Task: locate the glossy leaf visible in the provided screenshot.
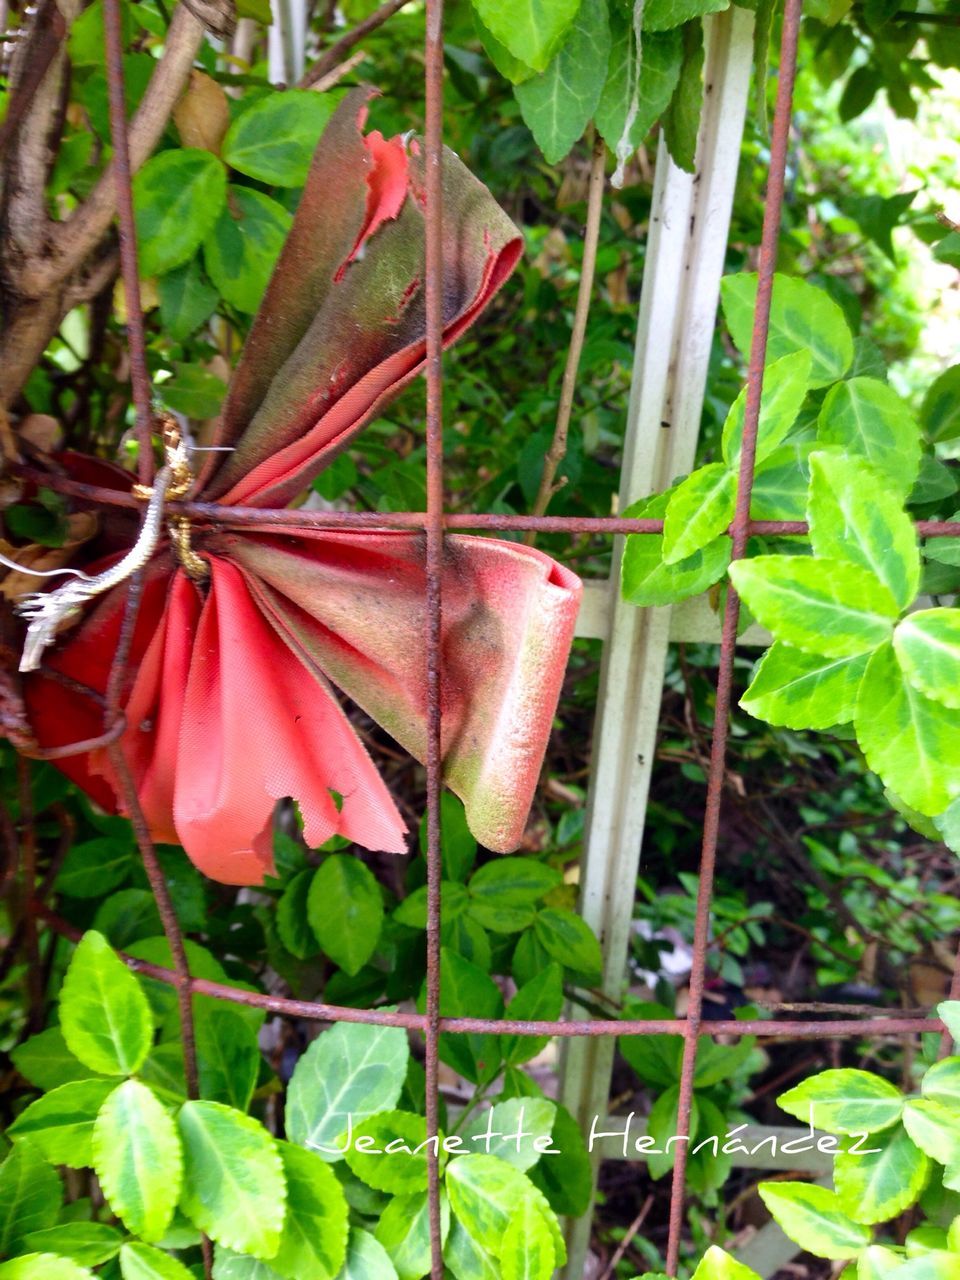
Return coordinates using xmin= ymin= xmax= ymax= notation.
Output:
xmin=0 ymin=1141 xmax=62 ymax=1255
xmin=20 ymin=1224 xmax=122 ymax=1267
xmin=133 ymin=149 xmax=226 ymax=278
xmin=119 ymin=1243 xmax=195 ymax=1280
xmin=758 ymin=1182 xmax=871 ymax=1259
xmin=662 ymin=464 xmax=736 ymax=565
xmin=818 ymin=377 xmax=921 ymax=496
xmin=339 ymin=1229 xmax=399 ymax=1280
xmin=375 ymin=1190 xmax=449 ymax=1280
xmin=533 ymin=908 xmax=603 ymax=976
xmin=270 ymin=1141 xmax=349 ymax=1280
xmin=343 ymin=1111 xmax=430 ymax=1194
xmin=471 ymin=0 xmax=581 ymax=71
xmin=722 ymin=350 xmax=812 ymax=467
xmin=276 ymin=869 xmax=319 ymax=959
xmin=894 ymin=610 xmax=960 ymax=709
xmin=501 ymin=1197 xmax=555 ymax=1280
xmin=729 ymin=556 xmax=898 ymax=658
xmin=903 ymin=1099 xmax=960 ymax=1167
xmin=834 ymin=1124 xmax=930 ymax=1224
xmin=8 ymin=1078 xmax=116 ymax=1167
xmin=177 ymin=1101 xmax=286 ymax=1258
xmin=203 ymin=187 xmax=292 ymax=314
xmin=222 ymin=92 xmax=337 ymax=186
xmin=60 ymin=930 xmax=152 ymax=1076
xmin=0 ymin=1257 xmax=94 ymax=1279
xmin=741 ymin=643 xmax=868 ymax=730
xmin=622 ymin=490 xmax=732 ymax=607
xmin=691 ymin=1248 xmax=762 ymax=1280
xmin=196 ymin=1006 xmax=261 ymax=1111
xmin=10 ymin=1026 xmax=108 ymax=1092
xmin=778 ymin=1068 xmax=903 ymax=1135
xmin=444 ymin=1218 xmax=499 ymax=1280
xmin=435 ymin=949 xmax=503 ymax=1085
xmin=446 ymin=1155 xmax=532 ymax=1253
xmin=921 ymin=364 xmax=960 ymax=444
xmin=460 ymin=1098 xmax=557 ymax=1171
xmin=501 ymin=963 xmax=564 ymax=1065
xmin=308 ymin=855 xmax=384 ymax=976
xmin=93 ymin=1080 xmax=183 ymax=1243
xmin=157 ymin=258 xmax=219 ymax=342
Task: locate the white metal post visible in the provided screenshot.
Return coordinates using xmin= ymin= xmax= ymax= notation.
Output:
xmin=560 ymin=8 xmax=756 ymax=1274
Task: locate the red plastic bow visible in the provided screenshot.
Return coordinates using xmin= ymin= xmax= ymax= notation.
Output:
xmin=19 ymin=91 xmax=582 ymax=884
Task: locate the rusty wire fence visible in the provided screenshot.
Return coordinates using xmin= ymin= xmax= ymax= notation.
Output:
xmin=11 ymin=0 xmax=960 ymax=1275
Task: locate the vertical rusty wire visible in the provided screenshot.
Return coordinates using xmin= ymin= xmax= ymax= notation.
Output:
xmin=664 ymin=0 xmax=804 ymax=1270
xmin=423 ymin=0 xmax=446 ymax=1274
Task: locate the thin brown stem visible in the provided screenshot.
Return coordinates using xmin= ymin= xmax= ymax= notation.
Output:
xmin=299 ymin=0 xmax=409 ymax=88
xmin=524 ymin=134 xmax=606 ymax=545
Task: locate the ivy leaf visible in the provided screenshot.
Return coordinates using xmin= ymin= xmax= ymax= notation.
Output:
xmin=118 ymin=1242 xmax=195 ymax=1280
xmin=0 ymin=1141 xmax=62 ymax=1255
xmin=204 ymin=187 xmax=292 ymax=314
xmin=894 ymin=610 xmax=960 ymax=710
xmin=621 ymin=492 xmax=731 ymax=607
xmin=222 ymin=91 xmax=337 ymax=186
xmin=722 ymin=350 xmax=813 ymax=467
xmin=21 ymin=1224 xmax=122 ymax=1267
xmin=133 ymin=149 xmax=226 ymax=278
xmin=644 ymin=0 xmax=729 ymax=30
xmin=308 ymin=855 xmax=384 ymax=976
xmin=817 ymin=377 xmax=921 ymax=497
xmin=855 ymin=642 xmax=960 ymax=816
xmin=661 ymin=19 xmax=704 ymax=173
xmin=178 ymin=1101 xmax=286 ymax=1258
xmin=921 ymin=364 xmax=960 ymax=444
xmin=501 ymin=963 xmax=564 ymax=1066
xmin=0 ymin=1257 xmax=95 ymax=1279
xmin=729 ymin=557 xmax=898 ymax=658
xmin=515 ymin=0 xmax=611 ymax=164
xmin=8 ymin=1078 xmax=117 ymax=1167
xmin=501 ymin=1197 xmax=555 ymax=1280
xmin=343 ymin=1111 xmax=430 ymax=1194
xmin=276 ymin=869 xmax=319 ymax=960
xmin=93 ymin=1080 xmax=183 ymax=1243
xmin=196 ymin=1006 xmax=261 ymax=1112
xmin=721 ymin=273 xmax=854 ymax=388
xmin=270 ymin=1142 xmax=349 ymax=1280
xmin=662 ymin=464 xmax=736 ymax=565
xmin=596 ymin=25 xmax=683 ymax=156
xmin=470 ymin=0 xmax=582 ymax=72
xmin=757 ymin=1183 xmax=871 ymax=1259
xmin=534 ymin=908 xmax=603 ymax=977
xmin=375 ymin=1190 xmax=449 ymax=1280
xmin=446 ymin=1155 xmax=534 ymax=1254
xmin=808 ymin=451 xmax=920 ymax=611
xmin=834 ymin=1124 xmax=930 ymax=1224
xmin=903 ymin=1099 xmax=960 ymax=1168
xmin=741 ymin=644 xmax=869 ymax=731
xmin=60 ymin=930 xmax=153 ymax=1076
xmin=460 ymin=1098 xmax=557 ymax=1171
xmin=338 ymin=1228 xmax=399 ymax=1280
xmin=286 ymin=1021 xmax=409 ymax=1160
xmin=11 ymin=1026 xmax=108 ymax=1093
xmin=158 ymin=257 xmax=219 ymax=342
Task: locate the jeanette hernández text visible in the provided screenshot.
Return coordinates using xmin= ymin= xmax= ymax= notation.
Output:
xmin=318 ymin=1107 xmax=881 ymax=1160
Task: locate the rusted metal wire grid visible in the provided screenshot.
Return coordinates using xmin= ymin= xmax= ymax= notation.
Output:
xmin=12 ymin=0 xmax=960 ymax=1276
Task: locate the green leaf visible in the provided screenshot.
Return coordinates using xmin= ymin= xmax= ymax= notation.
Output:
xmin=435 ymin=949 xmax=503 ymax=1085
xmin=644 ymin=0 xmax=729 ymax=29
xmin=596 ymin=25 xmax=683 ymax=156
xmin=286 ymin=1021 xmax=409 ymax=1160
xmin=778 ymin=1068 xmax=903 ymax=1134
xmin=158 ymin=257 xmax=219 ymax=341
xmin=396 ymin=882 xmax=469 ymax=930
xmin=460 ymin=1099 xmax=557 ymax=1171
xmin=60 ymin=930 xmax=153 ymax=1076
xmin=818 ymin=378 xmax=921 ymax=496
xmin=308 ymin=856 xmax=383 ymax=977
xmin=222 ymin=92 xmax=336 ymax=186
xmin=276 ymin=869 xmax=319 ymax=960
xmin=894 ymin=610 xmax=960 ymax=709
xmin=835 ymin=1123 xmax=930 ymax=1224
xmin=729 ymin=556 xmax=898 ymax=658
xmin=338 ymin=1228 xmax=398 ymax=1280
xmin=0 ymin=1257 xmax=94 ymax=1279
xmin=921 ymin=365 xmax=960 ymax=444
xmin=534 ymin=908 xmax=602 ymax=976
xmin=501 ymin=1197 xmax=555 ymax=1280
xmin=501 ymin=963 xmax=564 ymax=1065
xmin=204 ymin=187 xmax=291 ymax=314
xmin=119 ymin=1243 xmax=195 ymax=1280
xmin=471 ymin=0 xmax=582 ymax=72
xmin=446 ymin=1155 xmax=533 ymax=1254
xmin=476 ymin=15 xmax=538 ymax=83
xmin=8 ymin=1078 xmax=116 ymax=1167
xmin=934 ymin=233 xmax=960 ymax=270
xmin=661 ymin=19 xmax=704 ymax=173
xmin=444 ymin=1218 xmax=499 ymax=1280
xmin=375 ymin=1190 xmax=449 ymax=1280
xmin=210 ymin=1248 xmax=281 ymax=1279
xmin=691 ymin=1247 xmax=762 ymax=1280
xmin=527 ymin=1104 xmax=592 ymax=1217
xmin=741 ymin=643 xmax=868 ymax=730
xmin=11 ymin=1026 xmax=110 ymax=1092
xmin=855 ymin=643 xmax=960 ymax=816
xmin=621 ymin=492 xmax=731 ymax=607
xmin=808 ymin=451 xmax=919 ymax=611
xmin=269 ymin=1141 xmax=349 ymax=1280
xmin=93 ymin=1080 xmax=182 ymax=1243
xmin=847 ymin=190 xmax=918 ymax=263
xmin=758 ymin=1182 xmax=871 ymax=1259
xmin=938 ymin=1003 xmax=960 ymax=1048
xmin=720 ymin=273 xmax=854 ymax=389
xmin=467 ymin=858 xmax=560 ymax=933
xmin=196 ymin=1006 xmax=261 ymax=1111
xmin=56 ymin=837 xmax=134 ymax=898
xmin=133 ymin=149 xmax=226 ymax=278
xmin=21 ymin=1224 xmax=122 ymax=1267
xmin=0 ymin=1141 xmax=62 ymax=1255
xmin=159 ymin=363 xmax=226 ymax=420
xmin=646 ymin=1084 xmax=697 ymax=1179
xmin=418 ymin=792 xmax=478 ymax=882
xmin=904 ymin=1099 xmax=960 ymax=1167
xmin=722 ymin=350 xmax=812 ymax=468
xmin=343 ymin=1111 xmax=430 ymax=1194
xmin=662 ymin=464 xmax=736 ymax=564
xmin=937 ymin=800 xmax=960 ymax=854
xmin=178 ymin=1102 xmax=285 ymax=1258
xmin=514 ymin=0 xmax=611 ymax=164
